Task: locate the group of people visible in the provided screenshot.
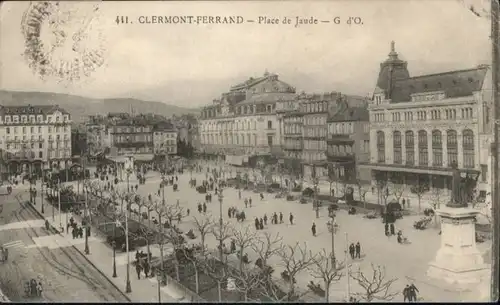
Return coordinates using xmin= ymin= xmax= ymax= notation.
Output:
xmin=348 ymin=242 xmax=362 ymax=259
xmin=403 ymin=283 xmax=419 ymax=302
xmin=0 ymin=245 xmax=8 ymax=263
xmin=68 ymin=217 xmax=89 ymax=239
xmin=135 ymin=250 xmax=152 ymax=279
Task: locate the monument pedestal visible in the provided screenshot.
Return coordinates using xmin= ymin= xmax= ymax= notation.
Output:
xmin=427 ymin=206 xmax=488 ymax=285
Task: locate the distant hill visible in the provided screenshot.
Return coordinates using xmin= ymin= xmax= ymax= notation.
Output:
xmin=0 ymin=90 xmax=200 ymax=123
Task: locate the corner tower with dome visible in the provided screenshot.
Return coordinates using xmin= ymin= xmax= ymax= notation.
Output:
xmin=360 ymin=41 xmax=493 ymax=202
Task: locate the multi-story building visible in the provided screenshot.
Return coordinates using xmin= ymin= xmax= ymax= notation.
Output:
xmin=361 ymin=41 xmax=492 ymax=198
xmin=300 ymin=93 xmax=339 ymax=179
xmin=327 ymin=100 xmax=371 ymax=185
xmin=153 ymin=122 xmax=178 ymax=155
xmin=109 ymin=116 xmax=154 ymax=157
xmin=0 ymin=104 xmax=72 ymax=177
xmin=85 ymin=115 xmax=111 ymax=156
xmin=199 ymin=71 xmax=296 ymax=166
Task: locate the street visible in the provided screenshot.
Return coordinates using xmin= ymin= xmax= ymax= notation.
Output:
xmin=76 ymin=166 xmax=490 ymax=302
xmin=0 ymin=190 xmax=130 ymax=302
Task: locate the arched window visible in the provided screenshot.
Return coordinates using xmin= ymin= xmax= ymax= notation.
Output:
xmin=418 ymin=130 xmax=428 ymax=166
xmin=432 ymin=130 xmax=443 ymax=166
xmin=405 ymin=131 xmax=415 ymax=165
xmin=376 ymin=131 xmax=385 ymax=163
xmin=463 ymin=129 xmax=475 ymax=168
xmin=393 ymin=131 xmax=402 ymax=164
xmin=447 ymin=130 xmax=458 ymax=166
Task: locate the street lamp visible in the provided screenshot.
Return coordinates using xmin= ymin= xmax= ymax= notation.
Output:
xmin=116 ymin=211 xmax=132 ymax=293
xmin=328 ymin=213 xmax=338 ymax=267
xmin=218 ymin=191 xmax=224 ymax=261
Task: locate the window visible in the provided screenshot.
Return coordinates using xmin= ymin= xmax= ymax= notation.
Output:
xmin=393 ymin=131 xmax=402 ymax=164
xmin=376 ymin=131 xmax=385 ymax=163
xmin=432 ymin=130 xmax=443 ymax=166
xmin=447 ymin=130 xmax=458 ymax=167
xmin=267 ymin=135 xmax=273 ymax=147
xmin=463 ymin=129 xmax=475 ymax=168
xmin=418 ymin=130 xmax=428 ymax=166
xmin=39 ymin=151 xmax=43 ymax=158
xmin=481 ymin=164 xmax=488 ymax=182
xmin=267 ymin=120 xmax=272 ymax=129
xmin=405 ymin=131 xmax=415 ymax=166
xmin=6 ymin=127 xmax=10 ymax=134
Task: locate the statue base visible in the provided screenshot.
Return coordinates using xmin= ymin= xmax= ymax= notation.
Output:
xmin=427 ymin=205 xmax=488 ymax=286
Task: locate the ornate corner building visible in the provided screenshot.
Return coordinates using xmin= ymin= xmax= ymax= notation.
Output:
xmin=199 ymin=71 xmax=296 ymax=165
xmin=360 ymin=42 xmax=493 ymax=199
xmin=0 ymin=105 xmax=72 ymax=179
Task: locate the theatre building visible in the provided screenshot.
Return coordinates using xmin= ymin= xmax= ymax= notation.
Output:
xmin=361 ymin=42 xmax=493 ymax=198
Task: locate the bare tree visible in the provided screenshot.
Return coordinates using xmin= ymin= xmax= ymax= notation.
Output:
xmin=198 ymin=253 xmax=229 ymax=302
xmin=251 ymin=232 xmax=283 ymax=269
xmin=232 ymin=225 xmax=258 ymax=272
xmin=275 ymin=242 xmax=316 ymax=300
xmin=192 ymin=215 xmax=215 ymax=254
xmin=307 ymin=249 xmax=343 ymax=302
xmin=226 ymin=263 xmax=264 ymax=302
xmin=392 ymin=184 xmax=406 ymax=204
xmin=430 ymin=187 xmax=445 ymax=227
xmin=349 ymin=264 xmax=398 ymax=302
xmin=355 ymin=180 xmax=370 ymax=207
xmin=410 ymin=179 xmax=430 ymax=213
xmin=211 ymin=220 xmax=234 ymax=262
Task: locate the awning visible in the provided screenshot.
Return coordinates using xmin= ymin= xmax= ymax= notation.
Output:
xmin=358 ymin=163 xmax=479 ymax=176
xmin=107 ymin=156 xmax=128 ymax=163
xmin=133 ymin=154 xmax=155 ymax=161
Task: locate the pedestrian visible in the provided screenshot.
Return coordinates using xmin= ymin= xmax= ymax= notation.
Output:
xmin=403 ymin=285 xmax=410 ymax=302
xmin=144 ymin=261 xmax=150 ymax=278
xmin=254 ymin=218 xmax=260 ymax=230
xmin=263 ymin=214 xmax=268 ymax=225
xmin=187 ymin=208 xmax=190 ymax=216
xmin=259 ymin=218 xmax=264 ymax=230
xmin=244 ymin=198 xmax=248 ymax=208
xmin=260 ymin=193 xmax=264 ymax=200
xmin=177 ymin=213 xmax=182 ymax=224
xmin=238 ymin=190 xmax=241 ymax=200
xmin=273 ymin=212 xmax=278 ymax=224
xmin=409 ymin=283 xmax=419 ymax=301
xmin=385 ymin=223 xmax=390 ymax=236
xmin=136 ymin=263 xmax=142 ymax=280
xmin=249 ymin=198 xmax=252 ymax=207
xmin=311 ymin=222 xmax=316 ymax=237
xmin=390 ymin=223 xmax=395 ymax=235
xmin=402 ymin=198 xmax=406 ymax=210
xmin=79 ymin=227 xmax=84 ymax=238
xmin=203 ymin=202 xmax=207 ymax=214
xmin=198 ymin=203 xmax=202 ymax=213
xmin=289 ymin=213 xmax=294 ymax=225
xmin=72 ymin=227 xmax=77 ymax=239
xmin=228 ymin=207 xmax=232 ymax=218
xmin=355 ymin=242 xmax=361 ymax=259
xmin=279 ymin=212 xmax=283 ymax=224
xmin=349 ymin=243 xmax=355 ymax=259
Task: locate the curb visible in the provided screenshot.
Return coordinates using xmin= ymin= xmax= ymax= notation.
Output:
xmin=25 ymin=203 xmax=132 ymax=302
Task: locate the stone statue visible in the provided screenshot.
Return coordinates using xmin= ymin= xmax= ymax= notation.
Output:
xmin=447 ymin=161 xmax=467 ymax=208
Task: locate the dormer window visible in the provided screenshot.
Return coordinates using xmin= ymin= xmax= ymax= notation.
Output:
xmin=453 ymin=80 xmax=457 ymax=85
xmin=437 ymin=82 xmax=442 ymax=88
xmin=468 ymin=77 xmax=474 ymax=83
xmin=423 ymin=84 xmax=428 ymax=89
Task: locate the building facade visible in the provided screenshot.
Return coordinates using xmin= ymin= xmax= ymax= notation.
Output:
xmin=0 ymin=105 xmax=72 ymax=177
xmin=362 ymin=41 xmax=492 ymax=198
xmin=153 ymin=123 xmax=178 ymax=155
xmin=300 ymin=93 xmax=339 ymax=180
xmin=109 ymin=117 xmax=154 ymax=156
xmin=199 ymin=71 xmax=295 ymax=165
xmin=327 ymin=101 xmax=371 ymax=185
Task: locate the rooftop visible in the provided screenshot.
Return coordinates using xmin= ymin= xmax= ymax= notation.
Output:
xmin=0 ymin=104 xmax=70 ymax=116
xmin=328 ymin=106 xmax=369 ymax=122
xmin=390 ymin=66 xmax=489 ymax=103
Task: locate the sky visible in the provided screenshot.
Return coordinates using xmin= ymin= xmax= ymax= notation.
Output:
xmin=0 ymin=0 xmax=491 ymax=108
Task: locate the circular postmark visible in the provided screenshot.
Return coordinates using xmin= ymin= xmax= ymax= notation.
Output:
xmin=20 ymin=1 xmax=107 ymax=84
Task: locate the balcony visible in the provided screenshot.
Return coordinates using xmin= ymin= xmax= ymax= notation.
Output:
xmin=327 ymin=134 xmax=354 ymax=144
xmin=327 ymin=154 xmax=355 ymax=163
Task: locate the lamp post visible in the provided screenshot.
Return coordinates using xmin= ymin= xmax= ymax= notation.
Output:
xmin=218 ymin=191 xmax=224 ymax=261
xmin=314 ymin=178 xmax=320 ymax=218
xmin=124 ymin=209 xmax=132 ymax=293
xmin=112 ymin=239 xmax=117 ymax=278
xmin=329 ymin=213 xmax=338 ymax=267
xmin=40 ymin=176 xmax=44 ymax=214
